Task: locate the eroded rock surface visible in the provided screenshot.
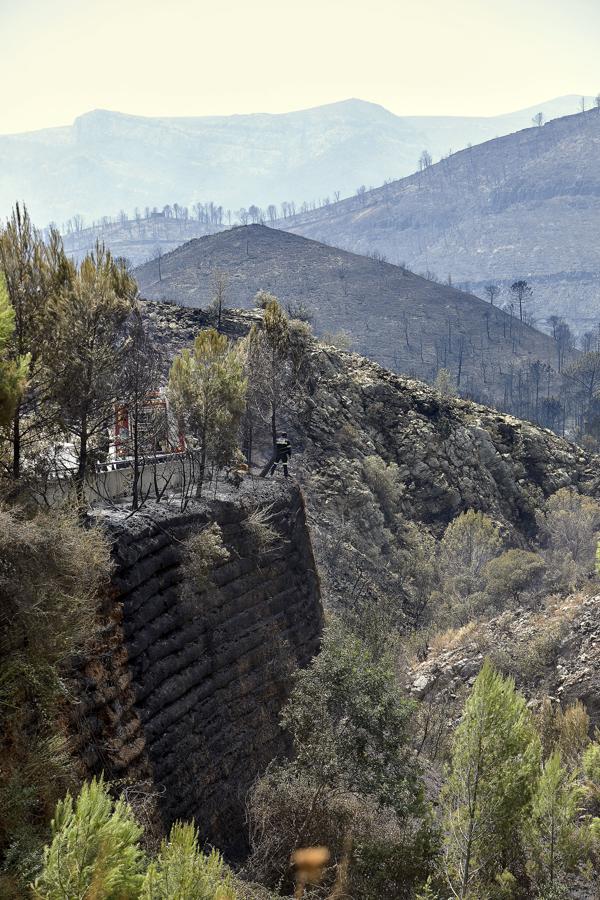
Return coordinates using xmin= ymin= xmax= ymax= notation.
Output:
xmin=405 ymin=592 xmax=600 ymax=725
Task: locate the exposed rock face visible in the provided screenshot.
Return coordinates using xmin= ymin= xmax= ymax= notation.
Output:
xmin=300 ymin=346 xmax=598 ymax=536
xmin=290 ymin=344 xmax=600 ymax=611
xmin=85 ymin=482 xmax=322 ymax=858
xmin=404 ymin=592 xmax=600 ymax=725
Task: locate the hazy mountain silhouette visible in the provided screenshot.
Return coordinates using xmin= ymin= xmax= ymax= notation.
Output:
xmin=0 ymin=95 xmax=592 ymax=227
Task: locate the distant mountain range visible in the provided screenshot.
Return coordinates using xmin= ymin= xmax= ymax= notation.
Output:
xmin=0 ymin=95 xmax=593 ymax=228
xmin=282 ymin=107 xmax=600 ymax=334
xmin=134 ymin=224 xmax=567 ymax=413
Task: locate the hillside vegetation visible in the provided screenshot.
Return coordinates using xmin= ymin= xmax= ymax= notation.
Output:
xmin=284 ymin=107 xmax=600 ymax=333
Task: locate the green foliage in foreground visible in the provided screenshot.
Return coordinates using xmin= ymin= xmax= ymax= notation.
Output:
xmin=32 ymin=778 xmax=145 ymax=899
xmin=281 ymin=620 xmax=423 ymax=817
xmin=0 ymin=505 xmax=112 ymax=890
xmin=32 ymin=779 xmax=237 ymax=900
xmin=442 ymin=660 xmax=541 ymax=897
xmin=142 ymin=822 xmax=236 ymax=899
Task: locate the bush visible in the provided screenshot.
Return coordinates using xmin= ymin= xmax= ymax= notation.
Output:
xmin=502 ymin=626 xmax=565 ymax=682
xmin=433 ymin=368 xmax=456 ymax=397
xmin=183 ymin=522 xmax=229 ymax=593
xmin=246 ymin=769 xmax=434 ymax=899
xmin=321 ymin=330 xmax=352 ymax=351
xmin=243 ymin=504 xmax=279 ymax=551
xmin=484 ymin=549 xmax=546 ymax=604
xmin=246 ymin=620 xmax=430 ymax=897
xmin=537 ymin=488 xmax=600 ymax=578
xmin=362 ymin=455 xmax=405 ymax=521
xmin=0 ymin=505 xmax=111 ymax=883
xmin=440 ymin=510 xmax=503 ymax=597
xmin=32 ymin=780 xmax=242 ymax=900
xmin=253 ymin=290 xmax=277 ymax=310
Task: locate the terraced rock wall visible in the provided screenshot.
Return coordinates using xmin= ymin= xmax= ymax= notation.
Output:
xmin=88 ymin=482 xmax=322 ymax=857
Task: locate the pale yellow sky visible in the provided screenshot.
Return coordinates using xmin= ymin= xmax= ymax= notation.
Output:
xmin=1 ymin=0 xmax=599 ymax=133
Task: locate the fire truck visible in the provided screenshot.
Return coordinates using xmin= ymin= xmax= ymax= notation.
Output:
xmin=114 ymin=391 xmax=185 ymax=460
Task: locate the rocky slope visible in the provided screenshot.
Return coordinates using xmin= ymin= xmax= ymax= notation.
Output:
xmin=140 ymin=300 xmax=599 ymax=615
xmin=293 ymin=343 xmax=599 ymax=611
xmin=1 ymin=96 xmax=590 ymax=227
xmin=283 ymin=107 xmax=600 ymax=332
xmin=77 ymin=482 xmax=322 ymax=858
xmin=405 ymin=590 xmax=600 ymax=726
xmin=136 ymin=226 xmax=569 ymax=412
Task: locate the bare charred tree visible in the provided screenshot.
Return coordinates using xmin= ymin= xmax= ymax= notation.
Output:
xmin=554 ymin=319 xmax=574 ymax=373
xmin=509 ymin=280 xmax=533 ymax=322
xmin=153 ymin=245 xmax=163 ymax=282
xmin=419 ymin=149 xmax=433 ymax=170
xmin=121 ymin=311 xmax=163 ymax=510
xmin=209 ymin=270 xmax=228 ymax=333
xmin=484 ymin=284 xmax=500 ymax=306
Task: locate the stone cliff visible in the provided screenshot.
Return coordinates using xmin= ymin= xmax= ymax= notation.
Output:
xmin=73 ymin=482 xmax=322 ymax=858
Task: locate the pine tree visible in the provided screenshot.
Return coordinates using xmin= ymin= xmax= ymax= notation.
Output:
xmin=0 ymin=273 xmax=29 ymax=428
xmin=120 ymin=309 xmax=162 ymax=510
xmin=168 ymin=328 xmax=246 ymax=496
xmin=524 ymin=751 xmax=583 ymax=892
xmin=31 ymin=777 xmax=144 ymax=899
xmin=440 ymin=510 xmax=503 ymax=599
xmin=441 ymin=660 xmax=540 ymax=898
xmin=281 ymin=620 xmax=424 ymax=820
xmin=141 ymin=822 xmax=236 ymax=899
xmin=0 ymin=204 xmax=69 ymax=478
xmin=48 ymin=244 xmax=137 ymax=497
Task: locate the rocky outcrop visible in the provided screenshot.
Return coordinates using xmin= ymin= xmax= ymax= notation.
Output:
xmin=287 ymin=344 xmax=599 ymax=611
xmin=405 ymin=592 xmax=600 ymax=725
xmin=299 ymin=346 xmax=598 ymax=536
xmin=83 ymin=482 xmax=322 ymax=858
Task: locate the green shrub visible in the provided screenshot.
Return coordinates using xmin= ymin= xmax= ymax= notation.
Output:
xmin=183 ymin=522 xmax=230 ymax=593
xmin=141 ymin=822 xmax=235 ymax=899
xmin=362 ymin=455 xmax=405 ymax=521
xmin=440 ymin=509 xmax=503 ymax=598
xmin=0 ymin=505 xmax=111 ymax=883
xmin=243 ymin=504 xmax=279 ymax=552
xmin=31 ymin=777 xmax=145 ymax=899
xmin=484 ymin=549 xmax=546 ymax=604
xmin=538 ymin=488 xmax=600 ymax=578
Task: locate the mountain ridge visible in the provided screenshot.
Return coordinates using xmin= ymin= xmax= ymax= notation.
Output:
xmin=134 ymin=223 xmax=570 ymax=416
xmin=281 ymin=106 xmax=600 ymax=332
xmin=1 ymin=95 xmax=594 ymax=227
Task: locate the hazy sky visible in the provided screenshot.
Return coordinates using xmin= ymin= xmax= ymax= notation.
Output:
xmin=1 ymin=0 xmax=599 ymax=133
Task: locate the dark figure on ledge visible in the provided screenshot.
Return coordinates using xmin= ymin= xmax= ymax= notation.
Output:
xmin=270 ymin=432 xmax=292 ymax=477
